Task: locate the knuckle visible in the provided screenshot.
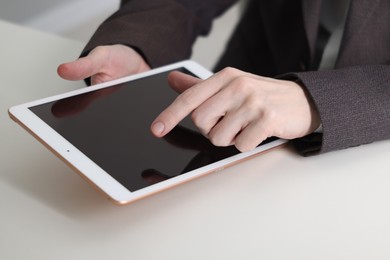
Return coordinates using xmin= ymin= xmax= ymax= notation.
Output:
xmin=209 ymin=132 xmax=230 ymax=147
xmin=217 ymin=67 xmax=241 ymax=81
xmin=231 ymin=77 xmax=256 ymax=94
xmin=220 ymin=67 xmax=239 ymax=75
xmin=234 ymin=125 xmax=270 ymax=152
xmin=234 ymin=137 xmax=261 ymax=153
xmin=190 ymin=109 xmax=209 ymax=136
xmin=262 ymin=109 xmax=277 ymax=123
xmin=235 ymin=142 xmax=255 ymax=153
xmin=245 ymin=96 xmax=264 ymax=113
xmin=177 ymin=87 xmax=196 ymax=107
xmin=234 ymin=75 xmax=251 ymax=86
xmin=167 ymin=108 xmax=181 ymax=123
xmin=234 ymin=135 xmax=255 ymax=152
xmin=190 ymin=109 xmax=203 ymax=128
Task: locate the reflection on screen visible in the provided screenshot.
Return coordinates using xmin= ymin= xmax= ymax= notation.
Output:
xmin=29 ymin=69 xmax=241 ymax=192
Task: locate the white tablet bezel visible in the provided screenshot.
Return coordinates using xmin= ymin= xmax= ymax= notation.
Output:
xmin=9 ymin=60 xmax=286 ymax=205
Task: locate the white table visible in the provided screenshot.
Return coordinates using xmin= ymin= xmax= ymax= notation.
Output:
xmin=1 ymin=20 xmax=390 ymax=259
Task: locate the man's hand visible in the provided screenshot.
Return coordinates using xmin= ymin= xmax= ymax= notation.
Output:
xmin=151 ymin=68 xmax=321 ymax=152
xmin=57 ymin=44 xmax=150 ymax=85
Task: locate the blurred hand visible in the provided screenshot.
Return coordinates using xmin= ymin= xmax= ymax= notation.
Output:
xmin=151 ymin=68 xmax=320 ymax=152
xmin=57 ymin=44 xmax=150 ymax=85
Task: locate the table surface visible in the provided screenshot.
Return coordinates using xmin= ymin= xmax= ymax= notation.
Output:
xmin=1 ymin=20 xmax=390 ymax=260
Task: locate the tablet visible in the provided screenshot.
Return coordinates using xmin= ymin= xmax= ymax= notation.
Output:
xmin=9 ymin=60 xmax=286 ymax=205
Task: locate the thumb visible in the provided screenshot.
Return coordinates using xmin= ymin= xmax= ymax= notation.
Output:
xmin=57 ymin=49 xmax=107 ymax=81
xmin=167 ymin=71 xmax=202 ymax=93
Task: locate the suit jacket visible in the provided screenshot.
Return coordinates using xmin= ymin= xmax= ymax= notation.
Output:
xmin=83 ymin=0 xmax=390 ymax=155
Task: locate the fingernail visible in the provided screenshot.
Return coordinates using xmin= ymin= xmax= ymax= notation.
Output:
xmin=152 ymin=122 xmax=165 ymax=135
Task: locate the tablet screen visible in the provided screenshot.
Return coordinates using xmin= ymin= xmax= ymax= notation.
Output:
xmin=29 ymin=68 xmax=241 ymax=192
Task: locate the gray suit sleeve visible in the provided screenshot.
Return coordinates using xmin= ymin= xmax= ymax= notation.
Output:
xmin=283 ymin=63 xmax=390 ymax=155
xmin=82 ymin=0 xmax=237 ymax=67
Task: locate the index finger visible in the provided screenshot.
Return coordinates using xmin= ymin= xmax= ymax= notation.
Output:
xmin=150 ymin=70 xmax=230 ymax=137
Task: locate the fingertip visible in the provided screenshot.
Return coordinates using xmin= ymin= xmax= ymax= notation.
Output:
xmin=151 ymin=121 xmax=166 ymax=137
xmin=57 ymin=62 xmax=69 ymax=79
xmin=58 ymin=56 xmax=96 ymax=81
xmin=57 ymin=61 xmax=81 ymax=80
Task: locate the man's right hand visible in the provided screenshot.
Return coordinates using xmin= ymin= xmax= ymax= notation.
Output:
xmin=57 ymin=44 xmax=151 ymax=85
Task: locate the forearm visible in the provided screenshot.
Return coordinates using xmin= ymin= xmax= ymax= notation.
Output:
xmin=83 ymin=0 xmax=237 ymax=67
